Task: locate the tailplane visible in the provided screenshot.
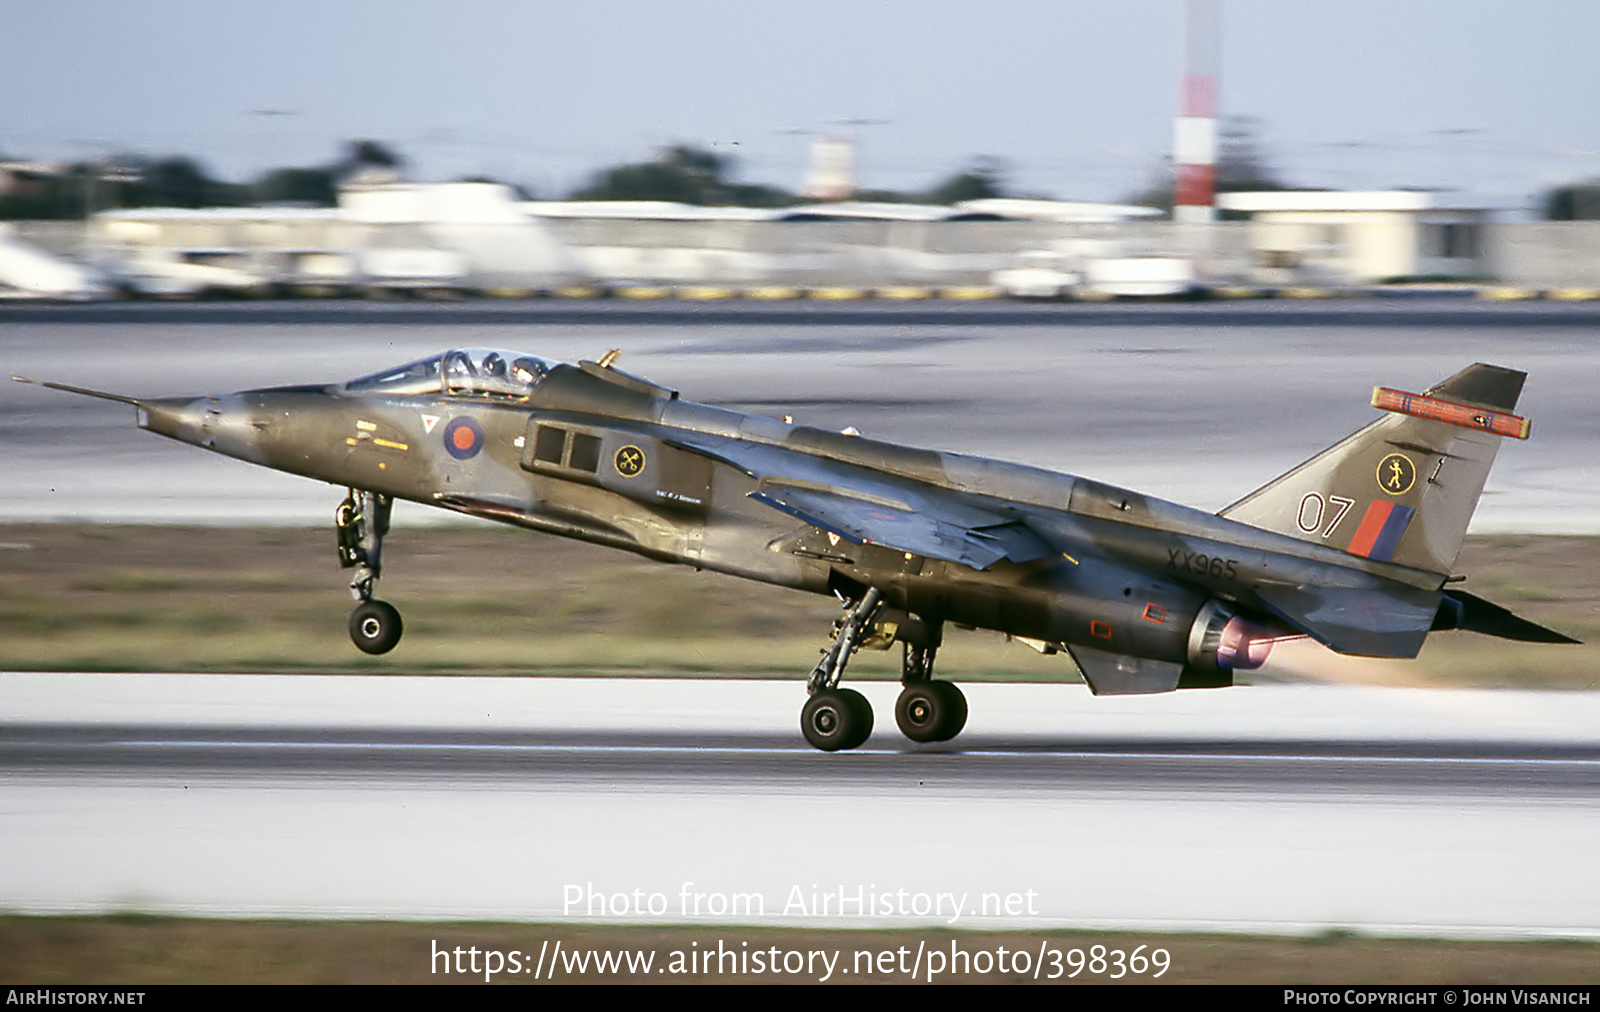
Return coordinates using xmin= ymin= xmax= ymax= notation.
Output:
xmin=1220 ymin=364 xmax=1528 ymax=576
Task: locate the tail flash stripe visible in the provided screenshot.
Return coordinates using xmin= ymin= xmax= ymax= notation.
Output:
xmin=1366 ymin=504 xmax=1415 ymax=562
xmin=1347 ymin=501 xmax=1393 ymax=557
xmin=1347 ymin=501 xmax=1415 ymax=561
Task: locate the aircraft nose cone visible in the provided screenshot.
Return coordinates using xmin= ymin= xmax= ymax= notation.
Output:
xmin=138 ymin=394 xmax=270 ymax=464
xmin=137 ymin=396 xmax=211 ymax=442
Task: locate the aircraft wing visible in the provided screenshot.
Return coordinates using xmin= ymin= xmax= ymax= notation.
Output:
xmin=665 ymin=432 xmax=1054 ymax=569
xmin=750 ymin=481 xmax=1051 ymax=570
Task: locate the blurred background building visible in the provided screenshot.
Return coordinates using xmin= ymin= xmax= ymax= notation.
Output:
xmin=5 ymin=0 xmax=1600 ymax=300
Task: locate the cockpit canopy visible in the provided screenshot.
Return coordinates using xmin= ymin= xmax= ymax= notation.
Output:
xmin=345 ymin=348 xmax=562 ymax=400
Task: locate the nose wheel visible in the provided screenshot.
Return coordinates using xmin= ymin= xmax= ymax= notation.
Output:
xmin=349 ymin=599 xmax=403 ymax=655
xmin=336 ymin=489 xmax=403 ymax=654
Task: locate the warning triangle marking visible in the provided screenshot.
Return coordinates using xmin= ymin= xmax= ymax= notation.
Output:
xmin=421 ymin=414 xmax=440 ymax=434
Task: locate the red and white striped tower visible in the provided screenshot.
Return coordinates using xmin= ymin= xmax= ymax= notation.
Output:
xmin=1173 ymin=0 xmax=1220 ymax=224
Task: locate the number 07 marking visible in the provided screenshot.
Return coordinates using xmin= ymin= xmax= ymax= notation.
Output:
xmin=1297 ymin=493 xmax=1356 ymax=539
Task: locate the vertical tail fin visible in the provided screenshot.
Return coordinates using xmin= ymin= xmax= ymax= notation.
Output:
xmin=1219 ymin=364 xmax=1527 ymax=576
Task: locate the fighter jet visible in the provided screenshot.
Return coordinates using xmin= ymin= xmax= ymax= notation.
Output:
xmin=14 ymin=351 xmax=1575 ymax=751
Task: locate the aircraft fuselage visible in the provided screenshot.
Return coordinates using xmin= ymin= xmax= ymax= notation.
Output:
xmin=134 ymin=358 xmax=1440 ymax=675
xmin=23 ymin=350 xmax=1566 ymax=749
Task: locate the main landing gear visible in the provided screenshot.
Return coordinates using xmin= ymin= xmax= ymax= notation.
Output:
xmin=894 ymin=645 xmax=967 ymax=745
xmin=801 ymin=589 xmax=881 ymax=752
xmin=336 ymin=489 xmax=403 ymax=654
xmin=799 ymin=588 xmax=967 ymax=752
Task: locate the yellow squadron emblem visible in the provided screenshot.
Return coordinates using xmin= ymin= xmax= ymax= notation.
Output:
xmin=614 ymin=445 xmax=646 ymax=477
xmin=1376 ymin=453 xmax=1416 ymax=496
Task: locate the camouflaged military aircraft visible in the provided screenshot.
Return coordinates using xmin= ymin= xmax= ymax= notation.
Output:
xmin=14 ymin=352 xmax=1575 ymax=751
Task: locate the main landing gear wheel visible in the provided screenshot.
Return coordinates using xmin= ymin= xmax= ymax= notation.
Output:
xmin=798 ymin=588 xmax=885 ymax=752
xmin=349 ymin=599 xmax=403 ymax=655
xmin=801 ymin=688 xmax=873 ymax=752
xmin=895 ymin=680 xmax=967 ymax=743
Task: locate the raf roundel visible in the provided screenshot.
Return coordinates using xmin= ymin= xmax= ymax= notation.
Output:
xmin=442 ymin=417 xmax=485 ymax=460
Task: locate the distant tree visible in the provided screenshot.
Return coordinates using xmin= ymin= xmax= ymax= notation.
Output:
xmin=253 ymin=166 xmax=339 ymax=206
xmin=846 ymin=187 xmax=921 ymax=204
xmin=246 ymin=141 xmax=408 ymax=203
xmin=662 ymin=145 xmax=723 ymax=181
xmin=1121 ymin=158 xmax=1175 ymax=214
xmin=126 ymin=156 xmax=240 ymax=208
xmin=342 ymin=139 xmax=403 ymax=172
xmin=720 ymin=181 xmax=794 ymax=207
xmin=573 ymin=162 xmax=701 ymax=203
xmin=1215 ymin=115 xmax=1285 ymax=192
xmin=456 ymin=176 xmax=539 ymax=200
xmin=0 ymin=155 xmax=243 ymax=217
xmin=923 ymin=159 xmax=1008 ymax=205
xmin=0 ymin=167 xmax=79 ymax=219
xmin=570 ymin=145 xmax=720 ymax=203
xmin=333 ymin=139 xmax=406 ymax=187
xmin=569 ymin=144 xmax=796 ymax=206
xmin=1541 ymin=182 xmax=1600 ymax=220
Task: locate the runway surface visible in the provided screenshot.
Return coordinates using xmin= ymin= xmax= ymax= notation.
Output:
xmin=5 ymin=673 xmax=1600 ymax=937
xmin=2 ymin=298 xmax=1597 ymax=529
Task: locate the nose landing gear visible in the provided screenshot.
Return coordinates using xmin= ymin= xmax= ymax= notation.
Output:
xmin=349 ymin=599 xmax=403 ymax=654
xmin=336 ymin=488 xmax=402 ymax=654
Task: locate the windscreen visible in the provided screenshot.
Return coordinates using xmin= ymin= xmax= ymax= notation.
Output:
xmin=346 ymin=349 xmax=559 ymax=399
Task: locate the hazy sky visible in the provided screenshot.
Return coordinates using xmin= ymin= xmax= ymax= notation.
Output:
xmin=5 ymin=1 xmax=1597 ymax=210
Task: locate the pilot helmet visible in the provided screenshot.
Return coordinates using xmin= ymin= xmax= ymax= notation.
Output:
xmin=511 ymin=357 xmax=547 ymax=385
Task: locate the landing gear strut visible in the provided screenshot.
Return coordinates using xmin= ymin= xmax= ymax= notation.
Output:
xmin=800 ymin=589 xmax=882 ymax=751
xmin=894 ymin=634 xmax=966 ymax=744
xmin=796 ymin=590 xmax=969 ymax=751
xmin=336 ymin=489 xmax=402 ymax=654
